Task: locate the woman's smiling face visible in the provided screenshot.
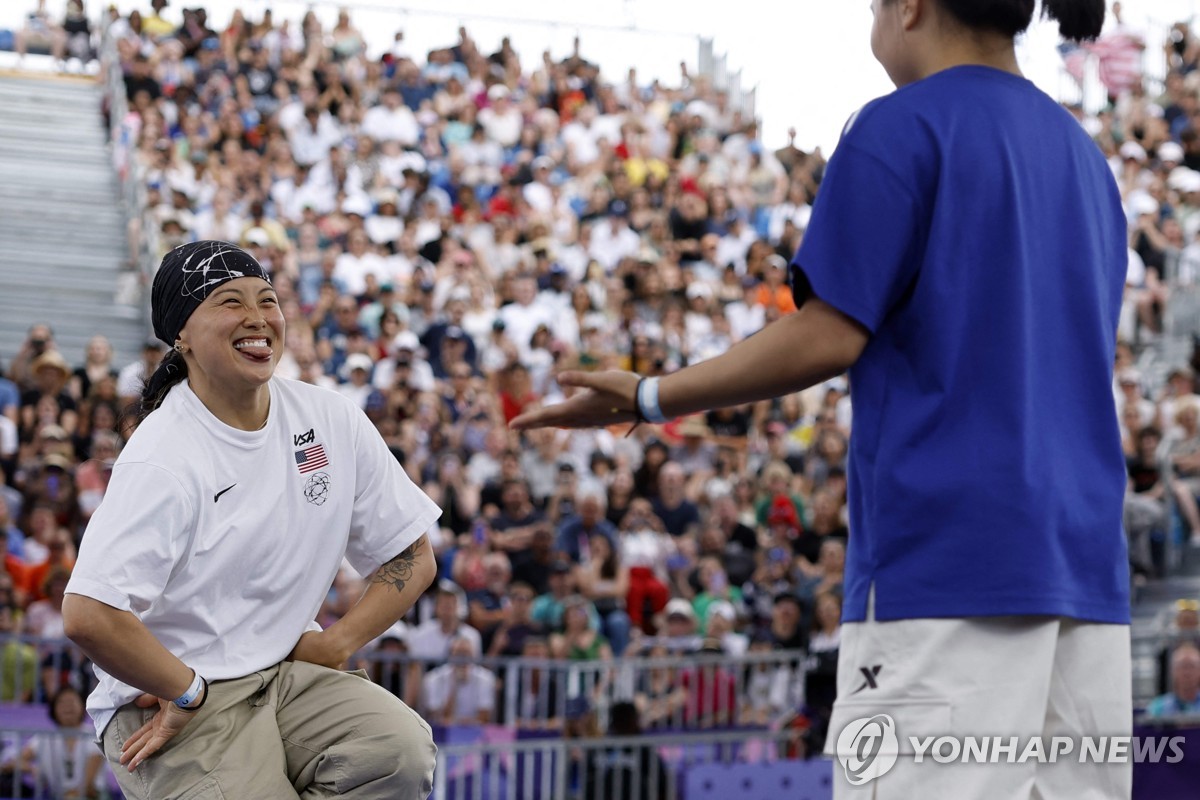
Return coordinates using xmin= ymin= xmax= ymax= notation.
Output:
xmin=177 ymin=277 xmax=285 ymax=400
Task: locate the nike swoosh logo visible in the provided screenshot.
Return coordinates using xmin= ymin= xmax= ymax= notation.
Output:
xmin=214 ymin=484 xmax=236 ymax=503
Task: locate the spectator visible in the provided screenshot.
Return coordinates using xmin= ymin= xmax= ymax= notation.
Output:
xmin=1157 ymin=599 xmax=1200 ymax=695
xmin=617 ymin=499 xmax=673 ymax=632
xmin=1146 ymin=642 xmax=1200 ymax=717
xmin=490 ymin=478 xmax=544 ymax=552
xmin=467 ymin=552 xmax=512 ymax=652
xmin=69 ymin=336 xmax=117 ymax=403
xmin=574 ymin=531 xmax=632 ymax=655
xmin=691 ymin=557 xmax=743 ymax=634
xmin=767 ymin=593 xmax=807 ymax=652
xmin=550 ymin=595 xmax=611 ymax=664
xmin=659 ymin=598 xmax=701 ymax=654
xmin=368 ymin=623 xmax=410 ymax=700
xmin=407 ymin=582 xmax=482 ymax=661
xmin=0 ymin=601 xmax=37 ymax=702
xmin=635 ymin=642 xmax=686 ymax=729
xmin=650 ymin=462 xmax=699 ymax=538
xmin=704 ymin=600 xmax=747 ymax=657
xmin=20 ymin=351 xmax=78 ymax=437
xmin=797 ymin=538 xmax=846 ymax=603
xmin=679 ymin=639 xmax=737 ymax=728
xmin=0 ymin=493 xmax=25 ymax=561
xmin=14 ymin=0 xmax=67 ymax=65
xmin=1125 ymin=425 xmax=1167 ymax=578
xmin=16 ymin=686 xmax=108 ymax=799
xmin=420 ymin=636 xmax=495 ymax=726
xmin=583 ymin=701 xmax=669 ymax=800
xmin=741 ymin=630 xmax=800 ymax=726
xmin=487 ymin=581 xmax=545 ymax=658
xmin=511 ymin=636 xmax=566 ymax=730
xmin=25 ymin=567 xmax=74 ymax=699
xmin=1167 ymin=400 xmax=1200 ymax=541
xmin=115 ymin=341 xmax=167 ymax=410
xmin=556 ymin=488 xmax=617 ymax=564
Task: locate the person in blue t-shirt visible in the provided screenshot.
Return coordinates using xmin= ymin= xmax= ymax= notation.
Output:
xmin=1145 ymin=643 xmax=1200 ymax=719
xmin=512 ymin=1 xmax=1125 ymax=797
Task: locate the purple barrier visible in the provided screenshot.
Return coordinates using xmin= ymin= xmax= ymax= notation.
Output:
xmin=1132 ymin=723 xmax=1200 ymax=800
xmin=686 ymin=760 xmax=833 ymax=800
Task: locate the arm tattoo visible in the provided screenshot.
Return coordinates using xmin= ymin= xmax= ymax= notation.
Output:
xmin=371 ymin=539 xmax=423 ymax=593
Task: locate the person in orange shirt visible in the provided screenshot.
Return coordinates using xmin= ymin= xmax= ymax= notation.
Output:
xmin=752 ymin=255 xmax=798 ymax=315
xmin=23 ymin=529 xmax=75 ymax=604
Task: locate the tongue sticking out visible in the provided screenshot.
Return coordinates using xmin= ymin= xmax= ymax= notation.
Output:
xmin=236 ymin=342 xmax=273 ymax=360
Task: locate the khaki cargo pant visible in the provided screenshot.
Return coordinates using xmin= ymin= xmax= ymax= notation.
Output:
xmin=100 ymin=661 xmax=437 ymax=800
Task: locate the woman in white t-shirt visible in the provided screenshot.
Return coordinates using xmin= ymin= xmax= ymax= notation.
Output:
xmin=18 ymin=686 xmax=109 ymax=799
xmin=62 ymin=241 xmax=441 ymax=800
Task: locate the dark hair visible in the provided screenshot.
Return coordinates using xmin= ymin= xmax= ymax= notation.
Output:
xmin=933 ymin=0 xmax=1104 ymax=42
xmin=608 ymin=701 xmax=641 ymax=736
xmin=132 ymin=348 xmax=187 ymax=423
xmin=48 ymin=685 xmax=85 ymax=727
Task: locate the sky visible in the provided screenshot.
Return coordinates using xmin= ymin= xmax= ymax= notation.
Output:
xmin=6 ymin=0 xmax=1200 ymax=151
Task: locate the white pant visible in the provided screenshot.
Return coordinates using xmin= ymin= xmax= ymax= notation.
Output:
xmin=827 ymin=614 xmax=1132 ymax=800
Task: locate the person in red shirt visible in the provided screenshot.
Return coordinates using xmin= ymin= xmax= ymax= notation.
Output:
xmin=498 ymin=362 xmax=539 ymax=424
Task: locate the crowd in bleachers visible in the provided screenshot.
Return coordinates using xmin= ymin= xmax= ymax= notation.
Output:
xmin=3 ymin=0 xmax=835 ymax=767
xmin=6 ymin=0 xmax=1200 ymax=792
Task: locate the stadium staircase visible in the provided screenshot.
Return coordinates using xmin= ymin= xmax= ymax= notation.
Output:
xmin=0 ymin=72 xmax=144 ymax=367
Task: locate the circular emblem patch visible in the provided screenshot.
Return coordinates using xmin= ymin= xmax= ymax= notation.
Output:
xmin=303 ymin=472 xmax=331 ymax=506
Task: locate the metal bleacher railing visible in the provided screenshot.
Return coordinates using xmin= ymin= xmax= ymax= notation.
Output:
xmin=0 ymin=635 xmax=818 ymax=799
xmin=0 ymin=635 xmax=812 ymax=729
xmin=99 ymin=13 xmax=157 ymax=341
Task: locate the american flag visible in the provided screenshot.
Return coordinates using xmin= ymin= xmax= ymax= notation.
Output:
xmin=295 ymin=444 xmax=328 ymax=474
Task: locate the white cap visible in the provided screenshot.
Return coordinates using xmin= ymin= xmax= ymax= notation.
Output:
xmin=392 ymin=330 xmax=420 ymax=352
xmin=1120 ymin=141 xmax=1147 ymax=162
xmin=488 ymin=84 xmax=510 ymax=101
xmin=707 ymin=600 xmax=736 ymax=623
xmin=1128 ymin=191 xmax=1159 ymax=217
xmin=243 ymin=227 xmax=271 ymax=247
xmin=342 ymin=193 xmax=373 ymax=217
xmin=686 ymin=282 xmax=713 ymax=300
xmin=665 ymin=598 xmax=696 ymax=619
xmin=1160 ymin=141 xmax=1185 ymax=164
xmin=1169 ymin=167 xmax=1200 ymax=192
xmin=342 ymin=353 xmax=374 ymax=376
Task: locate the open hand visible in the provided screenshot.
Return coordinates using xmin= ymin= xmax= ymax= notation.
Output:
xmin=119 ymin=694 xmax=198 ymax=772
xmin=510 ymin=370 xmax=641 ymax=431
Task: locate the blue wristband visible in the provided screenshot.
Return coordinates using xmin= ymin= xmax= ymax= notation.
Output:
xmin=173 ymin=671 xmax=205 ymax=710
xmin=637 ymin=376 xmax=669 ymax=424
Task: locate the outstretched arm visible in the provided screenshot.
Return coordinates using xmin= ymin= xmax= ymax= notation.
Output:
xmin=511 ymin=298 xmax=868 ymax=431
xmin=290 ymin=535 xmax=436 ymax=669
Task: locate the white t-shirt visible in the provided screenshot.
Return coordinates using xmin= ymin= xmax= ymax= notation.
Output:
xmin=27 ymin=727 xmax=103 ymax=798
xmin=334 ymin=251 xmax=390 ymax=296
xmin=361 ymin=105 xmax=420 ymax=147
xmin=67 ymin=377 xmax=441 ymax=737
xmin=405 ymin=620 xmax=482 ymax=661
xmin=0 ymin=415 xmax=16 ymax=459
xmin=421 ymin=664 xmax=495 ymax=722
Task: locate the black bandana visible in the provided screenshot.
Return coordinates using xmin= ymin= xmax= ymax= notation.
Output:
xmin=151 ymin=241 xmax=272 ymax=346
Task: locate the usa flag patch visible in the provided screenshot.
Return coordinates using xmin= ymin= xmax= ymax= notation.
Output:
xmin=295 ymin=444 xmax=329 ymax=474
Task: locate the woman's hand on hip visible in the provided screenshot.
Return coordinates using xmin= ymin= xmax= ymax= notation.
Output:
xmin=288 ymin=629 xmax=352 ymax=670
xmin=120 ymin=694 xmax=198 ymax=771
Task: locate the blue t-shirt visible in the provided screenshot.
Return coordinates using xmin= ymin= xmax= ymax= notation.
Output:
xmin=792 ymin=66 xmax=1129 ymax=625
